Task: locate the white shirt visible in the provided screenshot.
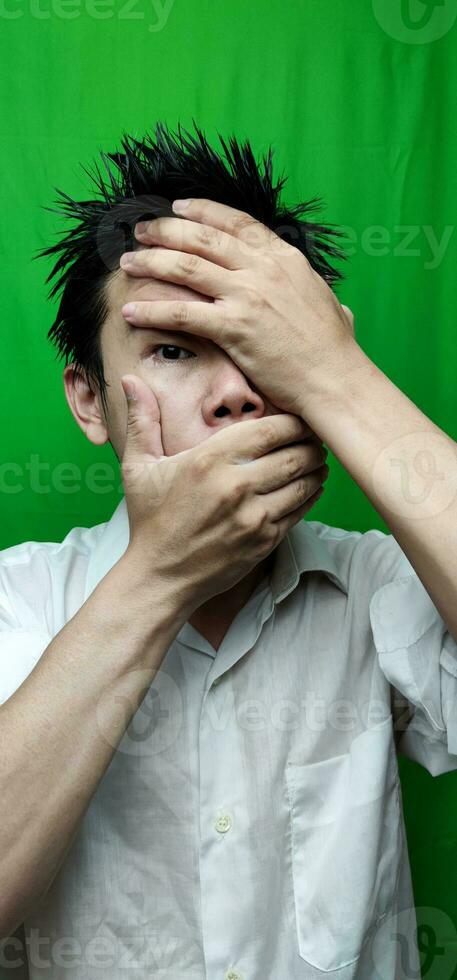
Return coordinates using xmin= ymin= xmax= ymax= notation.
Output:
xmin=1 ymin=496 xmax=457 ymax=980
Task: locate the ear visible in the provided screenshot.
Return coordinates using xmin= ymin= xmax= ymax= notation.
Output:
xmin=341 ymin=304 xmax=356 ymax=338
xmin=63 ymin=364 xmax=109 ymax=446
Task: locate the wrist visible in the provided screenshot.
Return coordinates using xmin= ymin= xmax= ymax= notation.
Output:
xmin=296 ymin=340 xmax=369 ymax=424
xmin=95 ymin=547 xmax=195 ymax=648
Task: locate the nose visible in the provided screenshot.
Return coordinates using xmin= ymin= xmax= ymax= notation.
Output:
xmin=202 ymin=368 xmax=266 ymax=428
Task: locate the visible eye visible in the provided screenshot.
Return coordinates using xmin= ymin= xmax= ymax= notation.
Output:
xmin=148 ymin=344 xmax=195 ymax=362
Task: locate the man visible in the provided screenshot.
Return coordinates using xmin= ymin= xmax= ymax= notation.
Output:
xmin=1 ymin=121 xmax=456 ymax=979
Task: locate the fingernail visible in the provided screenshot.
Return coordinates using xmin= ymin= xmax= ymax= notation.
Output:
xmin=122 ymin=378 xmax=137 ymax=400
xmin=122 ymin=303 xmax=136 ymax=318
xmin=172 ymin=199 xmax=191 ymax=212
xmin=135 ymin=221 xmax=149 ymax=235
xmin=120 ymin=253 xmax=135 ymax=267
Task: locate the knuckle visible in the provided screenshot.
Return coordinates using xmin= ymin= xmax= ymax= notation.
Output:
xmin=227 ymin=477 xmax=245 ymax=505
xmin=252 ymin=505 xmax=269 ymax=533
xmin=256 ymin=420 xmax=276 ymax=451
xmin=125 ymin=413 xmax=140 ymax=435
xmin=197 ymin=225 xmax=216 ymax=247
xmin=285 ymin=451 xmax=301 ymax=479
xmin=295 ymin=477 xmax=311 ymax=502
xmin=154 ymin=220 xmax=173 ymax=245
xmin=193 ymin=451 xmax=212 ymax=478
xmin=179 ymin=252 xmax=200 ymax=276
xmin=264 ymin=256 xmax=282 ymax=282
xmin=241 ymin=281 xmax=264 ymax=313
xmin=233 ymin=505 xmax=252 ymax=535
xmin=171 ymin=301 xmax=190 ymax=324
xmin=233 ymin=213 xmax=257 ymax=236
xmin=121 ymin=457 xmax=142 ymax=486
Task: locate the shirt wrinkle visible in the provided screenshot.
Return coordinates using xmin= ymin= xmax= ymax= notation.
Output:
xmin=1 ymin=496 xmax=456 ymax=979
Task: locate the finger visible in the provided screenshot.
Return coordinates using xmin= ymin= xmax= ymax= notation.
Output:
xmin=207 ymin=413 xmax=312 ymax=462
xmin=121 ymin=374 xmax=166 ymax=461
xmin=122 ymin=298 xmax=226 ymax=344
xmin=120 ymin=247 xmax=230 ymax=299
xmin=266 ymin=466 xmax=328 ymax=522
xmin=274 ymin=486 xmax=325 ymax=537
xmin=251 ymin=441 xmax=327 ymax=494
xmin=134 ymin=216 xmax=251 ymax=271
xmin=171 ymin=197 xmax=279 ymax=250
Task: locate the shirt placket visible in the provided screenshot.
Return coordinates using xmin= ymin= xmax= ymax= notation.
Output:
xmin=195 ymin=589 xmax=273 ymax=980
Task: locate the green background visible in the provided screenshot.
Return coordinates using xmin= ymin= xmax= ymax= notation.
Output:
xmin=1 ymin=0 xmax=457 ymax=974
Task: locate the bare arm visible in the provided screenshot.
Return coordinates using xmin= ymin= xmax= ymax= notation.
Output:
xmin=0 ymin=552 xmax=190 ymax=939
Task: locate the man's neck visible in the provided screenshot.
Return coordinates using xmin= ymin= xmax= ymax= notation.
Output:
xmin=188 ymin=553 xmax=274 ymax=652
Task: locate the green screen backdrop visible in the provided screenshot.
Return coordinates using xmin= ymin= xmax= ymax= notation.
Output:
xmin=1 ymin=0 xmax=457 ymax=974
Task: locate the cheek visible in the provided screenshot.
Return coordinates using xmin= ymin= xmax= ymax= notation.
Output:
xmin=157 ymin=388 xmax=202 ymax=455
xmin=104 ymin=351 xmax=207 ymax=457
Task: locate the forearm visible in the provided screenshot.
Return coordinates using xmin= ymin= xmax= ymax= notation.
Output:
xmin=0 ymin=549 xmax=190 ymax=938
xmin=298 ymin=340 xmax=457 ymax=639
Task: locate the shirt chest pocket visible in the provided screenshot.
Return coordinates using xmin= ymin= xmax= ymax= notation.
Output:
xmin=285 ymin=714 xmax=403 ymax=973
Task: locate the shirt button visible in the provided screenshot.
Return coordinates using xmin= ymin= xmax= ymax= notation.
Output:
xmin=225 ymin=972 xmax=243 ymax=980
xmin=214 ymin=812 xmax=232 ymax=833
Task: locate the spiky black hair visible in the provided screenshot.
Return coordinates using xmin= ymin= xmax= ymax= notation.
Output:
xmin=36 ymin=120 xmax=348 ymax=414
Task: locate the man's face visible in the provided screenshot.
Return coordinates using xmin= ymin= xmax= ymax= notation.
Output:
xmin=97 ymin=264 xmax=282 ymax=459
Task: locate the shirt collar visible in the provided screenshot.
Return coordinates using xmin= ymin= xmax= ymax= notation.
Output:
xmin=84 ymin=496 xmax=348 ymax=605
xmin=269 ymin=514 xmax=348 ymax=602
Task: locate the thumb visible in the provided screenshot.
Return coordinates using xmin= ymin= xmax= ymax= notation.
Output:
xmin=121 ymin=374 xmax=166 ymax=461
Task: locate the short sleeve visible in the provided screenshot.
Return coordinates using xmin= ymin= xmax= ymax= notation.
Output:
xmin=0 ymin=629 xmax=52 ymax=706
xmin=0 ymin=530 xmax=92 ymax=707
xmin=369 ymin=571 xmax=457 ymax=777
xmin=0 ymin=558 xmax=52 ymax=705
